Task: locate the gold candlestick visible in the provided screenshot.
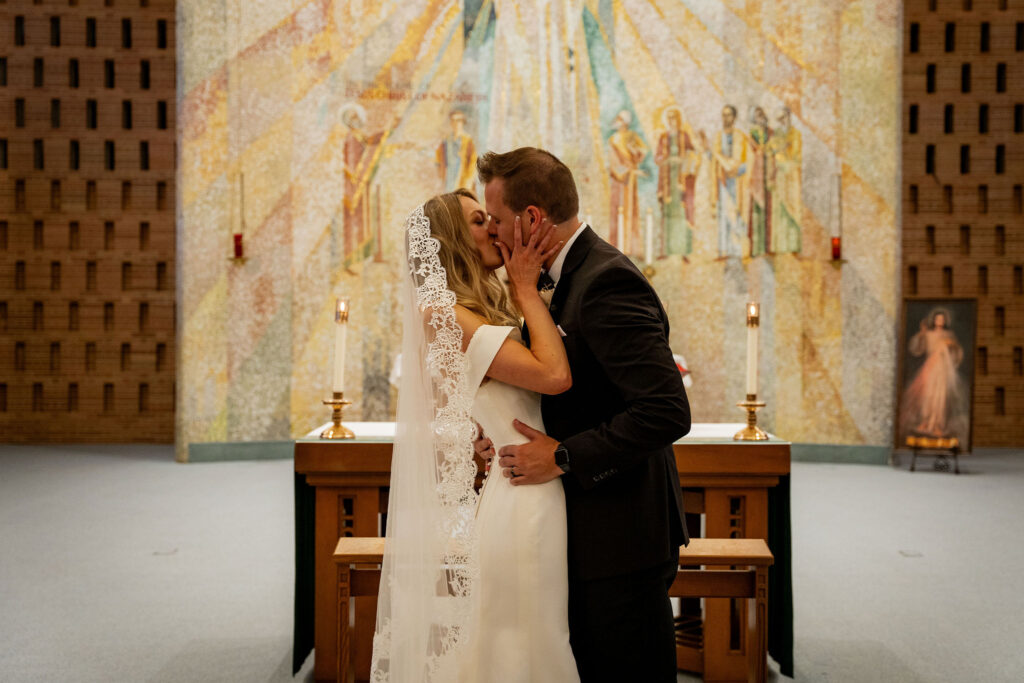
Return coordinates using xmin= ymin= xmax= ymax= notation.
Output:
xmin=321 ymin=391 xmax=355 ymax=439
xmin=734 ymin=394 xmax=769 ymax=441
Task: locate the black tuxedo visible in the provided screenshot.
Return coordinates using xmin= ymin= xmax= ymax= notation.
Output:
xmin=537 ymin=225 xmax=691 ymax=682
xmin=542 ymin=225 xmax=690 ymax=577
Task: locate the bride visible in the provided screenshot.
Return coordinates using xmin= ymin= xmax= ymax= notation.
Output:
xmin=370 ymin=188 xmax=581 ymax=682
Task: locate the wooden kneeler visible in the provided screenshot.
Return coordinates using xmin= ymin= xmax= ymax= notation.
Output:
xmin=671 ymin=538 xmax=774 ymax=683
xmin=333 ymin=537 xmax=773 ymax=683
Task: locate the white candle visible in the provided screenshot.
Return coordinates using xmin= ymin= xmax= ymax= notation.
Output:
xmin=745 ymin=302 xmax=759 ymax=397
xmin=645 ymin=208 xmax=654 ymax=265
xmin=332 ymin=299 xmax=350 ymax=394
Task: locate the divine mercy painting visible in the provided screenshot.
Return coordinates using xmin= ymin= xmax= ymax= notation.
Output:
xmin=897 ymin=300 xmax=976 ymax=451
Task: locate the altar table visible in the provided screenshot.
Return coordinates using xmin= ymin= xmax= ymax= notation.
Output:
xmin=293 ymin=422 xmax=792 ymax=682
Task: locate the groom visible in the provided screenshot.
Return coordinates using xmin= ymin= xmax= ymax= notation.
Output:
xmin=477 ymin=148 xmax=691 ymax=682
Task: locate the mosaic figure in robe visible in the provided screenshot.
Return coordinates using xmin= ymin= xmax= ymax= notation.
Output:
xmin=436 ymin=108 xmax=478 ymax=192
xmin=766 ymin=107 xmax=802 ymax=254
xmin=608 ymin=110 xmax=648 ymax=258
xmin=656 ymin=106 xmax=701 ymax=259
xmin=341 ymin=104 xmax=393 ymax=266
xmin=900 ymin=309 xmax=969 ymax=444
xmin=747 ymin=106 xmax=771 ymax=258
xmin=702 ymin=105 xmax=749 ymax=260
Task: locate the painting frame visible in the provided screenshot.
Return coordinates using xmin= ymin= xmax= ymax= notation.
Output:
xmin=895 ymin=298 xmax=977 ymax=454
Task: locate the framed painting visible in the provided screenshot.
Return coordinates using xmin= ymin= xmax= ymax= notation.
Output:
xmin=896 ymin=299 xmax=977 ymax=453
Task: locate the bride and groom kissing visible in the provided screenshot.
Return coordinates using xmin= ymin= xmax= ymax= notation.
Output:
xmin=372 ymin=147 xmax=691 ymax=683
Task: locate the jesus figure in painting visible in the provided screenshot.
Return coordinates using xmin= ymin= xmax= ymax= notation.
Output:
xmin=899 ymin=308 xmax=968 ymax=444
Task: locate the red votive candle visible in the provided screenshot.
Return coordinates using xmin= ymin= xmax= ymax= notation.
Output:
xmin=831 ymin=236 xmax=841 ymax=261
xmin=233 ymin=233 xmax=243 ymax=258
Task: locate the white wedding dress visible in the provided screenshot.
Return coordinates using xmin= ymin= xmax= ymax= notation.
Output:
xmin=458 ymin=324 xmax=580 ymax=683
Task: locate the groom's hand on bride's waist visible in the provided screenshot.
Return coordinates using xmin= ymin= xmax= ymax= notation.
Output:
xmin=497 ymin=420 xmax=561 ymax=486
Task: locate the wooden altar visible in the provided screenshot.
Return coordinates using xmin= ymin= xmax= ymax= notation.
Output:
xmin=293 ymin=422 xmax=791 ymax=682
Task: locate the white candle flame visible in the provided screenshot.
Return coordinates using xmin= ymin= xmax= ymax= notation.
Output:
xmin=746 ymin=302 xmax=759 ymax=397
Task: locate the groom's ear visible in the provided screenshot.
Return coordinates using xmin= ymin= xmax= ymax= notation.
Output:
xmin=524 ymin=206 xmax=542 ymax=241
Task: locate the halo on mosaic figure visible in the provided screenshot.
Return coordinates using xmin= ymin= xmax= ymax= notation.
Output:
xmin=340 ymin=102 xmax=368 ymax=129
xmin=661 ymin=105 xmax=683 ymax=131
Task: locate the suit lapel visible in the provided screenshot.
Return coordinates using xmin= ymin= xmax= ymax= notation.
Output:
xmin=549 ymin=226 xmax=599 ymax=320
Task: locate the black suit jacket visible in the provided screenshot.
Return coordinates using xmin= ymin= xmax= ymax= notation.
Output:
xmin=540 ymin=226 xmax=691 ymax=581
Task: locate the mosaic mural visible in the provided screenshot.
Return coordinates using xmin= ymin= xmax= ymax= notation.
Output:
xmin=178 ymin=0 xmax=901 ymax=459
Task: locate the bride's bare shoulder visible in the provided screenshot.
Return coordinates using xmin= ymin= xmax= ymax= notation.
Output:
xmin=454 ymin=305 xmax=487 ymax=351
xmin=417 ymin=305 xmax=486 ymax=352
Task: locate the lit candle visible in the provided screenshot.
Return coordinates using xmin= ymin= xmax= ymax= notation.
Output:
xmin=745 ymin=302 xmax=760 ymax=398
xmin=831 ymin=236 xmax=841 ymax=261
xmin=332 ymin=299 xmax=350 ymax=394
xmin=645 ymin=207 xmax=654 ymax=265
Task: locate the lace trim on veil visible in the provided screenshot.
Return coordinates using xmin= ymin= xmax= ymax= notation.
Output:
xmin=370 ymin=205 xmax=480 ymax=682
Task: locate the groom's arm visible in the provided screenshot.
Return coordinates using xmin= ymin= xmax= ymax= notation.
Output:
xmin=561 ymin=266 xmax=691 ymax=490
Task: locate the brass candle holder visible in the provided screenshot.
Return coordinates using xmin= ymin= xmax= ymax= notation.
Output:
xmin=321 ymin=391 xmax=355 ymax=439
xmin=734 ymin=394 xmax=769 ymax=441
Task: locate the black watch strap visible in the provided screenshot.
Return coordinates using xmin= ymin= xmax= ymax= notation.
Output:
xmin=554 ymin=443 xmax=570 ymax=473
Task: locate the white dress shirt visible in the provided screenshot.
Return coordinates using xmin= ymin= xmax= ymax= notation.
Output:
xmin=546 ymin=222 xmax=588 ymax=290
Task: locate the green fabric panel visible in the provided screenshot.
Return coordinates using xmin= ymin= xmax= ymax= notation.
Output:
xmin=791 ymin=443 xmax=890 ymax=464
xmin=186 ymin=441 xmax=293 ymax=462
xmin=293 ymin=471 xmax=316 ymax=674
xmin=768 ymin=473 xmax=794 ymax=677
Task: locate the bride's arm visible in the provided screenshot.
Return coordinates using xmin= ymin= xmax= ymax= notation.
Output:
xmin=457 ymin=218 xmax=571 ymax=395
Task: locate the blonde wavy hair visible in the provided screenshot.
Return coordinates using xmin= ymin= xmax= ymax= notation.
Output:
xmin=423 ymin=189 xmax=520 ymax=328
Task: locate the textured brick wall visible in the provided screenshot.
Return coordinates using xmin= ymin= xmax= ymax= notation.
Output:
xmin=0 ymin=0 xmax=176 ymax=442
xmin=903 ymin=0 xmax=1024 ymax=446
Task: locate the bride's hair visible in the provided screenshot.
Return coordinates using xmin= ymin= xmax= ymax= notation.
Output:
xmin=423 ymin=188 xmax=521 ymax=328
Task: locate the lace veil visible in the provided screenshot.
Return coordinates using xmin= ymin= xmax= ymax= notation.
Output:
xmin=370 ymin=205 xmax=480 ymax=682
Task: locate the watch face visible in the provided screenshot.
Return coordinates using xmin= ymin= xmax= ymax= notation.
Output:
xmin=555 ymin=446 xmax=569 ymax=470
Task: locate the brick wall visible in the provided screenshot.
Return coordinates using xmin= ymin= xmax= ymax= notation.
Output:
xmin=0 ymin=0 xmax=175 ymax=442
xmin=903 ymin=0 xmax=1024 ymax=446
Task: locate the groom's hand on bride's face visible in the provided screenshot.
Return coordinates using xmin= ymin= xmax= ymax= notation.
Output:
xmin=497 ymin=420 xmax=562 ymax=486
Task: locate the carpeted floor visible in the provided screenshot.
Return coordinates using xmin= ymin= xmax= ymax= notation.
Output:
xmin=1 ymin=444 xmax=1022 ymax=682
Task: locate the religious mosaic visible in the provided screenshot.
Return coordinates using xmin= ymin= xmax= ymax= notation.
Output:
xmin=178 ymin=0 xmax=901 ymax=458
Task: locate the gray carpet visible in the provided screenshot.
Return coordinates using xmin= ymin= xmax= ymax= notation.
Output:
xmin=1 ymin=445 xmax=1022 ymax=682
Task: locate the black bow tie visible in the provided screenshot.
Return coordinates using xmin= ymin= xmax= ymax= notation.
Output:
xmin=537 ymin=272 xmax=555 ymax=292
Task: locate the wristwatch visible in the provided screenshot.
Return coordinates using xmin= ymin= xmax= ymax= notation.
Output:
xmin=554 ymin=443 xmax=571 ymax=474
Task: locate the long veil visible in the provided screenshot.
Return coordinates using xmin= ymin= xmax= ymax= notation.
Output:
xmin=370 ymin=205 xmax=480 ymax=682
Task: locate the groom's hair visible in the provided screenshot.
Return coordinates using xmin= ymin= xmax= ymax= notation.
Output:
xmin=476 ymin=148 xmax=579 ymax=223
